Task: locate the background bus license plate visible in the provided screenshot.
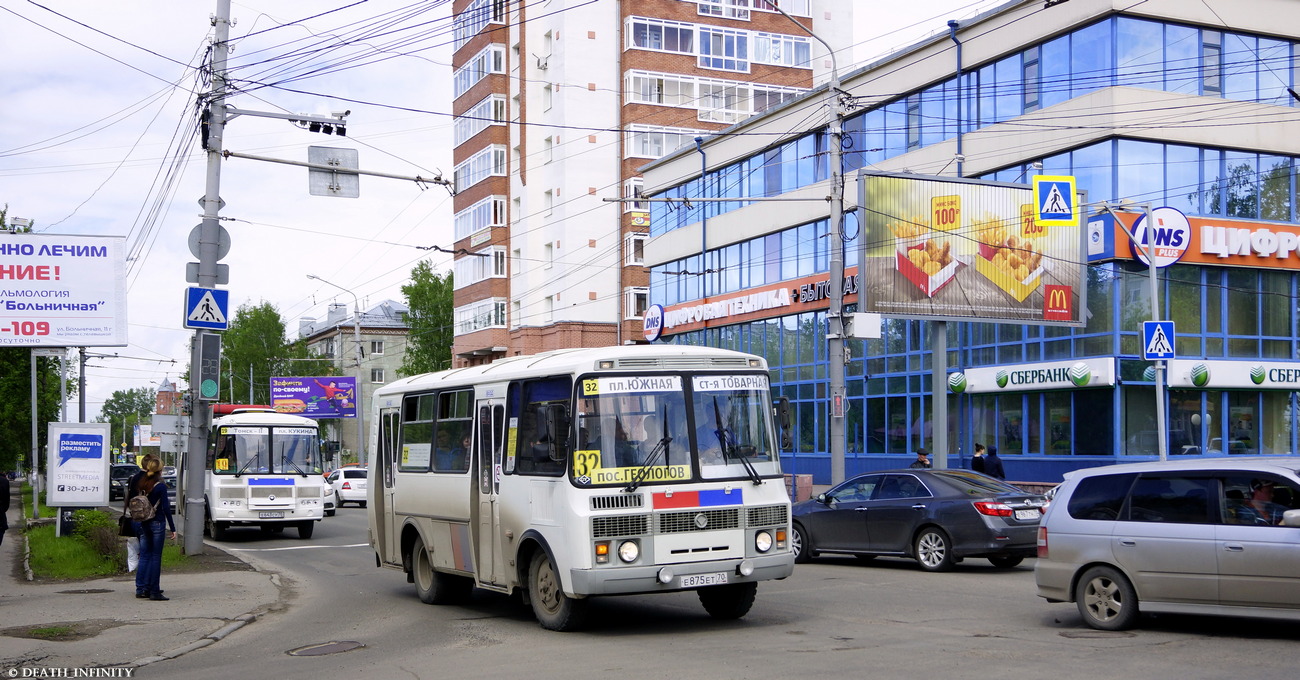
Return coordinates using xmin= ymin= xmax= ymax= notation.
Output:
xmin=259 ymin=511 xmax=284 ymax=519
xmin=680 ymin=572 xmax=728 ymax=588
xmin=1014 ymin=509 xmax=1040 ymax=520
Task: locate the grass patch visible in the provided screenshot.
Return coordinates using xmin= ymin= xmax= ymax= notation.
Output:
xmin=25 ymin=523 xmax=120 ymax=579
xmin=28 ymin=626 xmax=75 ymax=639
xmin=19 ymin=483 xmax=55 ymax=519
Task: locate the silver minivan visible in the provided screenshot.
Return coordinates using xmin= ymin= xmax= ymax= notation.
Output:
xmin=1035 ymin=457 xmax=1300 ymax=630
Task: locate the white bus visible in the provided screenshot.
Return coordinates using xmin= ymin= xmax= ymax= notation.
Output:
xmin=367 ymin=346 xmax=795 ymax=631
xmin=184 ymin=406 xmax=330 ymax=540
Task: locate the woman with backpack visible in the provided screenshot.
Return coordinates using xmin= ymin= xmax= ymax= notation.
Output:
xmin=127 ymin=453 xmax=176 ymax=601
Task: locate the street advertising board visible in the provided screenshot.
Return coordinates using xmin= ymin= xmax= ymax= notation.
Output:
xmin=1087 ymin=207 xmax=1300 ymax=272
xmin=47 ymin=422 xmax=111 ymax=507
xmin=270 ymin=376 xmax=358 ymax=418
xmin=858 ymin=172 xmax=1086 ymax=326
xmin=0 ymin=234 xmax=127 ymax=346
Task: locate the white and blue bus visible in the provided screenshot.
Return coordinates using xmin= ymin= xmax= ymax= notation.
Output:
xmin=367 ymin=345 xmax=795 ymax=630
xmin=184 ymin=406 xmax=331 ymax=540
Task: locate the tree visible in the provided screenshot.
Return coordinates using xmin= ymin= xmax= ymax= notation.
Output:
xmin=219 ymin=302 xmax=334 ymax=405
xmin=96 ymin=387 xmax=157 ymax=455
xmin=0 ymin=207 xmax=65 ymax=474
xmin=399 ymin=261 xmax=454 ymax=376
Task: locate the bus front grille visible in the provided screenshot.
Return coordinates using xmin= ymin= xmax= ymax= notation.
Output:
xmin=298 ymin=486 xmax=321 ymax=498
xmin=658 ymin=508 xmax=740 ymax=533
xmin=250 ymin=487 xmax=293 ymax=499
xmin=219 ymin=488 xmax=244 ymax=499
xmin=592 ymin=515 xmax=650 ymax=538
xmin=747 ymin=504 xmax=788 ymax=527
xmin=591 ymin=494 xmax=643 ymax=510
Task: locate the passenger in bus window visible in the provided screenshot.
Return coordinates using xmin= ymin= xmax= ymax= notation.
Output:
xmin=614 ymin=420 xmax=640 ymax=467
xmin=450 ymin=435 xmax=471 ymax=471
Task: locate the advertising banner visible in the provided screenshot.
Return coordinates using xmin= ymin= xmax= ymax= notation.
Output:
xmin=858 ymin=173 xmax=1086 ymax=326
xmin=1090 ymin=208 xmax=1300 ymax=272
xmin=47 ymin=422 xmax=111 ymax=507
xmin=0 ymin=234 xmax=127 ymax=346
xmin=270 ymin=376 xmax=358 ymax=418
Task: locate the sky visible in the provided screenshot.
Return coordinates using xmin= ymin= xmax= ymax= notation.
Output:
xmin=0 ymin=0 xmax=1007 ymax=419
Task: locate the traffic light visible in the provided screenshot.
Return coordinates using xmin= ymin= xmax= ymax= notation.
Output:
xmin=198 ymin=332 xmax=221 ymax=402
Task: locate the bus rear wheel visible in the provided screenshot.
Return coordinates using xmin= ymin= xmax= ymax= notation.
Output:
xmin=412 ymin=537 xmax=468 ymax=605
xmin=528 ymin=551 xmax=586 ymax=631
xmin=697 ymin=582 xmax=757 ymax=620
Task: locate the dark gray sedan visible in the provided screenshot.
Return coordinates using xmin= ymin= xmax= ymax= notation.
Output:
xmin=791 ymin=469 xmax=1047 ymax=571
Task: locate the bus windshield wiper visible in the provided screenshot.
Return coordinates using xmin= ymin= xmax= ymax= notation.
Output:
xmin=624 ymin=436 xmax=670 ymax=493
xmin=234 ymin=453 xmax=262 ymax=478
xmin=714 ymin=397 xmax=761 ymax=486
xmin=281 ymin=454 xmax=309 ymax=477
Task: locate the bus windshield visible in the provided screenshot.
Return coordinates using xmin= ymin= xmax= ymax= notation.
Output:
xmin=212 ymin=426 xmax=321 ymax=475
xmin=570 ymin=373 xmax=781 ymax=487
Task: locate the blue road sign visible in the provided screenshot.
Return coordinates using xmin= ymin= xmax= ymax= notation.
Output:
xmin=1033 ymin=175 xmax=1077 ymax=226
xmin=1142 ymin=320 xmax=1175 ymax=360
xmin=185 ymin=287 xmax=229 ymax=330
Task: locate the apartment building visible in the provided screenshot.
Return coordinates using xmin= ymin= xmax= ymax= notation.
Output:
xmin=449 ymin=0 xmax=853 ymax=365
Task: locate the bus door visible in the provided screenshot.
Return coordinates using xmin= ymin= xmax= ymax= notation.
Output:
xmin=374 ymin=407 xmax=401 ymax=565
xmin=472 ymin=399 xmax=507 ymax=587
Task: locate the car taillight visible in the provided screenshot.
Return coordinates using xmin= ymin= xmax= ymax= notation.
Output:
xmin=342 ymin=482 xmax=351 ymax=490
xmin=973 ymin=501 xmax=1014 ymax=517
xmin=1037 ymin=526 xmax=1048 ymax=558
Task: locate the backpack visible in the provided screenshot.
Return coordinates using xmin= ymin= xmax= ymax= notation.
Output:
xmin=127 ymin=490 xmax=158 ymax=522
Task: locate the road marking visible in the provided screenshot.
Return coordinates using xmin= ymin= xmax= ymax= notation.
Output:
xmin=222 ymin=543 xmax=370 ymax=552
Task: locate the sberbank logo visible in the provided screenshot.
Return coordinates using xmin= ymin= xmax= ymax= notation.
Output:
xmin=995 ymin=370 xmax=1009 ymax=388
xmin=948 ymin=372 xmax=967 ymax=393
xmin=1143 ymin=365 xmax=1156 ymax=381
xmin=1068 ymin=362 xmax=1091 ymax=387
xmin=1191 ymin=363 xmax=1210 ymax=387
xmin=1251 ymin=365 xmax=1266 ymax=385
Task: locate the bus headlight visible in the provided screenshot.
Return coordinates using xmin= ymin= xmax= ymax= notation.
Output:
xmin=755 ymin=530 xmax=773 ymax=553
xmin=617 ymin=540 xmax=639 ymax=563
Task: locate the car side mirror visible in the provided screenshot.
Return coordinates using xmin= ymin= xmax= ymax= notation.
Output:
xmin=1282 ymin=509 xmax=1300 ymax=527
xmin=816 ymin=492 xmax=829 ymax=504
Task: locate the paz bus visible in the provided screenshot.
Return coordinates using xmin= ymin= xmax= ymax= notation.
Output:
xmin=182 ymin=405 xmax=330 ymax=540
xmin=366 ymin=346 xmax=795 ymax=631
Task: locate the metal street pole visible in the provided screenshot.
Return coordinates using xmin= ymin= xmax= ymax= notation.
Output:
xmin=307 ymin=275 xmax=366 ymax=466
xmin=1101 ymin=202 xmax=1167 ymax=461
xmin=772 ymin=4 xmax=848 ymax=484
xmin=184 ymin=0 xmax=231 ymax=555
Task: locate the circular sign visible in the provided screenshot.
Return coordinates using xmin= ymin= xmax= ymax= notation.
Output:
xmin=201 ymin=379 xmax=219 ymax=398
xmin=1130 ymin=207 xmax=1191 ymax=268
xmin=948 ymin=372 xmax=967 ymax=393
xmin=643 ymin=304 xmax=665 ymax=342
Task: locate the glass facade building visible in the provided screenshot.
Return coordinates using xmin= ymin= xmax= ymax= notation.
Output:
xmin=641 ymin=1 xmax=1300 ymax=483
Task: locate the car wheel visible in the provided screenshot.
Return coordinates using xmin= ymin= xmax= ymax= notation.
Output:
xmin=791 ymin=523 xmax=813 ymax=564
xmin=697 ymin=582 xmax=758 ymax=620
xmin=913 ymin=527 xmax=955 ymax=572
xmin=529 ymin=550 xmax=587 ymax=631
xmin=988 ymin=555 xmax=1024 ymax=569
xmin=360 ymin=501 xmax=367 ymax=508
xmin=1076 ymin=566 xmax=1139 ymax=631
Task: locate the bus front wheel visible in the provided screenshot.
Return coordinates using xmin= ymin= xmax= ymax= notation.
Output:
xmin=297 ymin=521 xmax=314 ymax=539
xmin=528 ymin=551 xmax=586 ymax=631
xmin=204 ymin=510 xmax=227 ymax=541
xmin=698 ymin=582 xmax=758 ymax=620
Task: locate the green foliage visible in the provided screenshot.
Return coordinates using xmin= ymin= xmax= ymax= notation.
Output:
xmin=25 ymin=523 xmax=121 ymax=578
xmin=220 ymin=301 xmax=334 ymax=404
xmin=399 ymin=260 xmax=454 ymax=377
xmin=96 ymin=386 xmax=156 ymax=452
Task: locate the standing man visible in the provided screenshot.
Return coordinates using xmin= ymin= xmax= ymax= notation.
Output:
xmin=971 ymin=443 xmax=987 ymax=474
xmin=909 ymin=448 xmax=932 ymax=469
xmin=984 ymin=445 xmax=1006 ymax=480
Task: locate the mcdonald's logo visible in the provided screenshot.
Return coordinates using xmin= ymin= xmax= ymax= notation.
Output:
xmin=1043 ymin=285 xmax=1072 ymax=321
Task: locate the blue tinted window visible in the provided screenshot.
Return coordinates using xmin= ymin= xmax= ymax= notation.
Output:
xmin=1041 ymin=35 xmax=1070 ymax=108
xmin=861 ymin=109 xmax=885 ymax=167
xmin=781 ymin=141 xmax=799 ymax=195
xmin=884 ymin=102 xmax=907 ymax=157
xmin=1203 ymin=148 xmax=1224 ymax=215
xmin=797 ymin=134 xmax=817 ymax=188
xmin=1223 ymin=33 xmax=1258 ymax=102
xmin=1259 ymin=38 xmax=1291 ymax=106
xmin=1225 ymin=150 xmax=1258 ymax=218
xmin=1165 ymin=24 xmax=1199 ymax=94
xmin=977 ymin=64 xmax=996 ymax=127
xmin=1260 ymin=155 xmax=1292 ymax=222
xmin=1117 ymin=139 xmax=1164 ymax=204
xmin=1165 ymin=144 xmax=1200 ymax=215
xmin=781 ymin=229 xmax=798 ymax=281
xmin=843 ymin=113 xmax=865 ymax=171
xmin=1073 ymin=141 xmax=1114 ymax=205
xmin=921 ymin=86 xmax=944 ymax=146
xmin=797 ymin=223 xmax=815 ymax=277
xmin=1071 ymin=20 xmax=1113 ymax=98
xmin=1116 ymin=17 xmax=1163 ymax=90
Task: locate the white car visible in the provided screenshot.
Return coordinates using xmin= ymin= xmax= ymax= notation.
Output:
xmin=327 ymin=468 xmax=368 ymax=508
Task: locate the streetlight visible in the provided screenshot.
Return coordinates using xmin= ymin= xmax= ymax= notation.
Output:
xmin=306 ymin=274 xmax=366 ymax=466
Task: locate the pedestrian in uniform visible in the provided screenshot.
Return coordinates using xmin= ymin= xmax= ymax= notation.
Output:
xmin=129 ymin=453 xmax=176 ymax=601
xmin=909 ymin=448 xmax=932 ymax=469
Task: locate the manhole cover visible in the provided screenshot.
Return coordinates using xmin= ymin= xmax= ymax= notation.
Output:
xmin=56 ymin=589 xmax=113 ymax=594
xmin=1059 ymin=630 xmax=1136 ymax=639
xmin=287 ymin=641 xmax=365 ymax=656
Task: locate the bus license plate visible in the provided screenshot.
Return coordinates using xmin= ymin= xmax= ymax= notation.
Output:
xmin=680 ymin=572 xmax=728 ymax=588
xmin=1014 ymin=509 xmax=1040 ymax=520
xmin=259 ymin=511 xmax=284 ymax=519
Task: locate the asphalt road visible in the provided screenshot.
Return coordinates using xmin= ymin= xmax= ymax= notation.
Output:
xmin=148 ymin=509 xmax=1300 ymax=679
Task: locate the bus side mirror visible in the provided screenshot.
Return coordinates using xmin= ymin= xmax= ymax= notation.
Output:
xmin=774 ymin=397 xmax=793 ymax=451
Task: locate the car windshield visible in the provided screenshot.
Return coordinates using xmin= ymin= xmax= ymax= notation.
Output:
xmin=212 ymin=426 xmax=322 ymax=475
xmin=111 ymin=466 xmax=136 ymax=479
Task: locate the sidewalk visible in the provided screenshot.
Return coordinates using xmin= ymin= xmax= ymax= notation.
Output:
xmin=1 ymin=481 xmax=284 ymax=671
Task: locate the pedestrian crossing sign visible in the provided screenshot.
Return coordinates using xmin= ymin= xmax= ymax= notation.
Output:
xmin=184 ymin=286 xmax=229 ymax=330
xmin=1142 ymin=320 xmax=1175 ymax=360
xmin=1033 ymin=175 xmax=1077 ymax=227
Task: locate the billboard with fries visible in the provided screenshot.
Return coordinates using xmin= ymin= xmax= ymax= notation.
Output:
xmin=857 ymin=172 xmax=1086 ymax=326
